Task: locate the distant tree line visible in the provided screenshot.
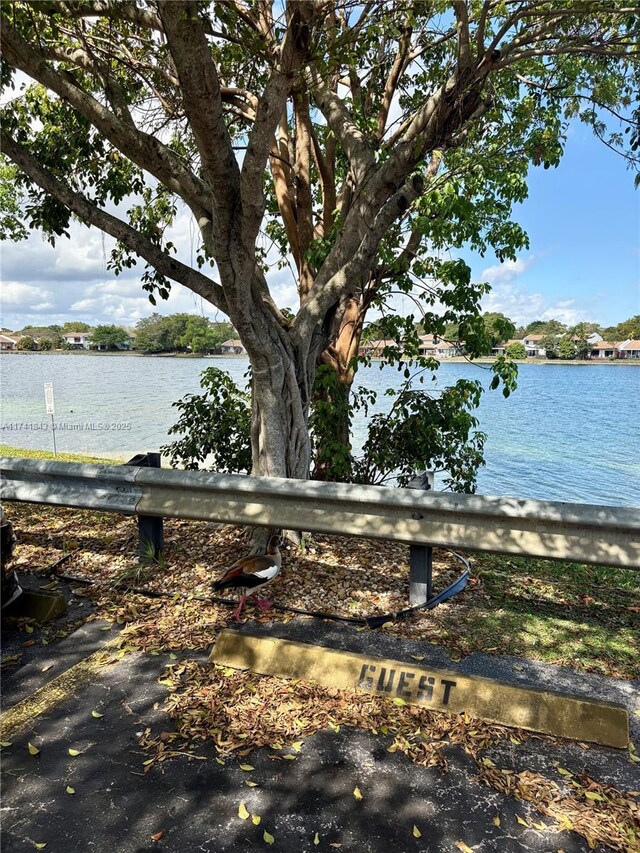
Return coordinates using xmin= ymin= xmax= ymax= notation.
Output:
xmin=9 ymin=314 xmax=236 ymax=352
xmin=8 ymin=312 xmax=639 ymax=356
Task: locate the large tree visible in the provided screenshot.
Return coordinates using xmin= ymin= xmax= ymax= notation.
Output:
xmin=1 ymin=1 xmax=638 ymax=481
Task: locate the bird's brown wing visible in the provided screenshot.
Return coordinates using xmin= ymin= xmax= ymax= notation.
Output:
xmin=213 ymin=556 xmax=280 ymax=591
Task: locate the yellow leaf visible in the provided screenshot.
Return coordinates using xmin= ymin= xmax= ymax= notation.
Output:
xmin=91 ymin=711 xmax=104 ymax=719
xmin=66 ymin=786 xmax=75 ymax=795
xmin=263 ymin=830 xmax=275 ymax=844
xmin=492 ymin=816 xmax=500 ymax=827
xmin=28 ymin=742 xmax=40 ymax=756
xmin=516 ymin=815 xmax=528 ymax=826
xmin=33 ymin=845 xmax=47 ymax=850
xmin=353 ymin=787 xmax=363 ymax=800
xmin=215 ymin=758 xmax=225 ymax=765
xmin=412 ymin=825 xmax=421 ymax=838
xmin=238 ymin=802 xmax=250 ymax=820
xmin=392 ymin=698 xmax=407 ymax=706
xmin=381 ymin=622 xmax=394 ymax=629
xmin=0 ymin=741 xmax=12 ymax=748
xmin=314 ymin=833 xmax=320 ymax=846
xmin=584 ymin=792 xmax=605 ymax=801
xmin=291 ymin=741 xmax=303 ymax=752
xmin=25 ymin=625 xmax=34 ymax=634
xmin=509 ymin=738 xmax=521 ymax=745
xmin=411 ymin=656 xmax=424 ymax=662
xmin=251 ymin=815 xmax=261 ymax=826
xmin=557 ymin=767 xmax=572 ymax=777
xmin=629 ymin=753 xmax=640 ymax=764
xmin=245 ymin=780 xmax=258 ymax=787
xmin=532 ymin=822 xmax=546 ymax=831
xmin=455 ymin=843 xmax=473 ymax=852
xmin=68 ymin=749 xmax=81 ymax=757
xmin=481 ymin=757 xmax=495 ymax=768
xmin=239 ymin=764 xmax=254 ymax=771
xmin=283 ymin=755 xmax=296 ymax=760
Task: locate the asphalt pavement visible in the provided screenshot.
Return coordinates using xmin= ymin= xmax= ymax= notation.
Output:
xmin=1 ymin=590 xmax=639 ymax=853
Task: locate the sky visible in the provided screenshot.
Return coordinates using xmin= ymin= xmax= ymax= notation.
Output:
xmin=1 ymin=120 xmax=638 ymax=333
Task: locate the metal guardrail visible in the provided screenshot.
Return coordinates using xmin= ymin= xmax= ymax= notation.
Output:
xmin=1 ymin=457 xmax=639 ymax=569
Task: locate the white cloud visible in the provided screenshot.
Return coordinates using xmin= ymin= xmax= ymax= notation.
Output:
xmin=1 ymin=281 xmax=53 ymax=305
xmin=480 ymin=256 xmax=534 ymax=286
xmin=480 ymin=255 xmax=591 ymax=326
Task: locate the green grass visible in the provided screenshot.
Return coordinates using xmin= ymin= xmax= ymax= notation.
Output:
xmin=457 ymin=552 xmax=640 ymax=678
xmin=0 ymin=444 xmax=120 ymax=464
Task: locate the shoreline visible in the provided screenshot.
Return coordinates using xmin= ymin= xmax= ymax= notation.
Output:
xmin=1 ymin=350 xmax=638 ymax=365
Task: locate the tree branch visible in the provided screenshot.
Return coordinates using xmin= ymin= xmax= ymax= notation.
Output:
xmin=157 ymin=1 xmax=241 ymax=237
xmin=294 ymin=90 xmax=315 ymax=298
xmin=240 ymin=2 xmax=312 ymax=245
xmin=307 ymin=67 xmax=377 ymax=184
xmin=0 ymin=14 xmax=211 ymax=215
xmin=376 ymin=18 xmax=413 ymax=139
xmin=0 ymin=128 xmax=228 ymax=312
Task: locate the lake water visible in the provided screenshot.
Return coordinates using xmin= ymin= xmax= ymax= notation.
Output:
xmin=1 ymin=353 xmax=638 ymax=507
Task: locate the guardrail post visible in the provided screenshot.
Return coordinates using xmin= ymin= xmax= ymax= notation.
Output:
xmin=407 ymin=471 xmax=435 ymax=604
xmin=125 ymin=452 xmax=163 ymax=563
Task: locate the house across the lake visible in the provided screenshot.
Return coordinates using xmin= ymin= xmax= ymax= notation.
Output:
xmin=219 ymin=338 xmax=246 ymax=355
xmin=0 ymin=332 xmax=20 ymax=350
xmin=359 ymin=335 xmax=465 ymax=358
xmin=418 ymin=334 xmax=464 ymax=358
xmin=63 ymin=331 xmax=93 ymax=349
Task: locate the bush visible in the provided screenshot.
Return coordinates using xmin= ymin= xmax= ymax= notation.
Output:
xmin=161 ymin=367 xmax=252 ymax=473
xmin=505 ymin=342 xmax=527 ymax=359
xmin=16 ymin=335 xmax=37 ymax=351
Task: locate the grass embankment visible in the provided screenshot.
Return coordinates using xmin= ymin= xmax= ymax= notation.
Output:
xmin=0 ymin=445 xmax=121 ymax=464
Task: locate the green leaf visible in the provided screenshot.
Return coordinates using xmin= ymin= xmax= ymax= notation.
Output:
xmin=28 ymin=742 xmax=40 ymax=755
xmin=239 ymin=764 xmax=254 ymax=771
xmin=263 ymin=831 xmax=275 ymax=844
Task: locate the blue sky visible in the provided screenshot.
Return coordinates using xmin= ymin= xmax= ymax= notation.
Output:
xmin=468 ymin=121 xmax=639 ymax=328
xmin=1 ymin=121 xmax=638 ymax=332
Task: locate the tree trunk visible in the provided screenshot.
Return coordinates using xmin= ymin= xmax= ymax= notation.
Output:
xmin=312 ymin=294 xmax=365 ymax=481
xmin=248 ymin=345 xmax=311 ymax=481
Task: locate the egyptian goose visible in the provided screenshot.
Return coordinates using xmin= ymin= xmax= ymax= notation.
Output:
xmin=212 ymin=534 xmax=282 ymax=620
